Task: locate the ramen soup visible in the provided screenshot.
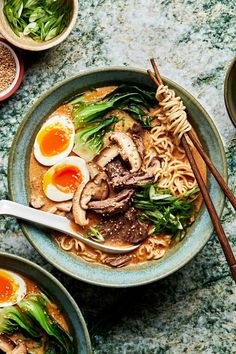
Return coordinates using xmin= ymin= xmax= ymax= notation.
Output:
xmin=0 ymin=269 xmax=74 ymax=353
xmin=29 ymin=84 xmax=206 ymax=268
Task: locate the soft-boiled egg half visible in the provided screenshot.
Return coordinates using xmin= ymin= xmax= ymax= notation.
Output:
xmin=34 ymin=115 xmax=75 ymax=166
xmin=43 ymin=156 xmax=90 ymax=202
xmin=0 ymin=269 xmax=26 ymax=307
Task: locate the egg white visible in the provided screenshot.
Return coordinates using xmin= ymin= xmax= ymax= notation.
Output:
xmin=34 ymin=115 xmax=75 ymax=166
xmin=0 ymin=269 xmax=26 ymax=307
xmin=43 ymin=156 xmax=90 ymax=202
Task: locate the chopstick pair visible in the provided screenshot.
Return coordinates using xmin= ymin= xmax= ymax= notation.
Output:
xmin=148 ymin=59 xmax=236 ymax=282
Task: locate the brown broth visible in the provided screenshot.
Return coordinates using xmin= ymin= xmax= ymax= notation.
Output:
xmin=29 ymin=85 xmax=207 ymax=268
xmin=5 ymin=273 xmax=69 ymax=353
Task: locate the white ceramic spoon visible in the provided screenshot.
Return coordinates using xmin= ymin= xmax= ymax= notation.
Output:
xmin=0 ymin=200 xmax=139 ymax=254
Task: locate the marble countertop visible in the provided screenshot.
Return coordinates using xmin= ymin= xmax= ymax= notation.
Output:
xmin=0 ymin=1 xmax=236 ymax=353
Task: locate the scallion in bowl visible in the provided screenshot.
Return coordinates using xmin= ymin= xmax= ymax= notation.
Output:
xmin=3 ymin=0 xmax=72 ymax=42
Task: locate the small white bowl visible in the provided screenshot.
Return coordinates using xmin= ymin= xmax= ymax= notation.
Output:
xmin=0 ymin=0 xmax=78 ymax=51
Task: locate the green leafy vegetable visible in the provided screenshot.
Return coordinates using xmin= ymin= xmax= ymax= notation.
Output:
xmin=0 ymin=293 xmax=74 ymax=354
xmin=83 ymin=226 xmax=105 ymax=242
xmin=18 ymin=294 xmax=73 ymax=353
xmin=71 ymin=85 xmax=156 ymax=129
xmin=134 ymin=184 xmax=200 ymax=240
xmin=73 ymin=92 xmax=140 ymax=128
xmin=123 ymin=104 xmax=153 ymax=128
xmin=3 ymin=0 xmax=71 ymax=41
xmin=0 ymin=305 xmax=40 ymax=337
xmin=73 ymin=116 xmax=118 ymax=161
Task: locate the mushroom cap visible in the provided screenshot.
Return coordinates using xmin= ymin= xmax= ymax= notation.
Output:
xmin=72 ymin=181 xmax=89 ymax=226
xmin=80 ymin=173 xmax=109 ymax=209
xmin=109 ymin=132 xmax=142 ymax=173
xmin=95 ymin=144 xmax=120 ymax=168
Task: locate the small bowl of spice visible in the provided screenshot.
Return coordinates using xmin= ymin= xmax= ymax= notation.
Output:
xmin=0 ymin=0 xmax=78 ymax=51
xmin=0 ymin=38 xmax=24 ymax=101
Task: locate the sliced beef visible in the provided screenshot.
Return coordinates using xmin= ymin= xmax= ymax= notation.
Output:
xmin=98 ymin=207 xmax=148 ymax=244
xmin=129 ymin=122 xmax=144 ymax=135
xmin=0 ymin=334 xmax=15 ymax=352
xmin=106 ymin=157 xmax=153 ymax=189
xmin=103 ymin=255 xmax=131 ymax=268
xmin=88 ymin=189 xmax=134 ymax=216
xmin=106 ymin=157 xmax=128 ymax=180
xmin=111 ymin=172 xmax=153 ymax=188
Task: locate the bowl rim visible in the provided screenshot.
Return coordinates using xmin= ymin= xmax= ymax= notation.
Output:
xmin=224 ymin=55 xmax=236 ymax=127
xmin=0 ymin=0 xmax=78 ymax=51
xmin=8 ymin=66 xmax=227 ymax=287
xmin=0 ymin=38 xmax=24 ymax=101
xmin=0 ymin=251 xmax=92 ymax=353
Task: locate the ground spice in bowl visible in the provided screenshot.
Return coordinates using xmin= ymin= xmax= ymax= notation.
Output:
xmin=0 ymin=39 xmax=24 ymax=101
xmin=0 ymin=43 xmax=16 ymax=93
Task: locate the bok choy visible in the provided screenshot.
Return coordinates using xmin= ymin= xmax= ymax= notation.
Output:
xmin=73 ymin=116 xmax=118 ymax=161
xmin=71 ymin=85 xmax=156 ymax=129
xmin=0 ymin=292 xmax=74 ymax=354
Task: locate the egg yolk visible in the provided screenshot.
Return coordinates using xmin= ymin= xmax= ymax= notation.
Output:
xmin=38 ymin=127 xmax=69 ymax=157
xmin=0 ymin=271 xmax=17 ymax=304
xmin=52 ymin=165 xmax=82 ymax=193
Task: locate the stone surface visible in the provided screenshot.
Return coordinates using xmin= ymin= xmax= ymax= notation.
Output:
xmin=0 ymin=0 xmax=236 ymax=353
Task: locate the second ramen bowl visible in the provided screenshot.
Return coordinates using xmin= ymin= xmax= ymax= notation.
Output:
xmin=8 ymin=67 xmax=226 ymax=287
xmin=0 ymin=252 xmax=92 ymax=353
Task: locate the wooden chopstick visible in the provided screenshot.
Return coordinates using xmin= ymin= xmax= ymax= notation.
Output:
xmin=182 ymin=135 xmax=236 ymax=281
xmin=187 ymin=129 xmax=236 ymax=210
xmin=148 ymin=59 xmax=236 ymax=282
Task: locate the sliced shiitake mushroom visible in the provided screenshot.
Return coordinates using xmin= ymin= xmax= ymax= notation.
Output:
xmin=80 ymin=173 xmax=109 ymax=210
xmin=95 ymin=144 xmax=120 ymax=168
xmin=109 ymin=132 xmax=142 ymax=173
xmin=72 ymin=182 xmax=89 ymax=226
xmin=87 ymin=161 xmax=103 ymax=178
xmin=0 ymin=335 xmax=27 ymax=354
xmin=12 ymin=341 xmax=27 ymax=354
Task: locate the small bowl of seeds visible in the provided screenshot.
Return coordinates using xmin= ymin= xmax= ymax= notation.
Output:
xmin=0 ymin=38 xmax=24 ymax=101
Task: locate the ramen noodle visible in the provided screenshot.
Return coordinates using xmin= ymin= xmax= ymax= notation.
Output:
xmin=29 ymin=84 xmax=206 ymax=268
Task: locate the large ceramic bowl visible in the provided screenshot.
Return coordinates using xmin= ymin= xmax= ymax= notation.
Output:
xmin=0 ymin=252 xmax=92 ymax=353
xmin=8 ymin=67 xmax=227 ymax=287
xmin=224 ymin=56 xmax=236 ymax=127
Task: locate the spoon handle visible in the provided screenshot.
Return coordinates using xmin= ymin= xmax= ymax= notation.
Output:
xmin=0 ymin=200 xmax=138 ymax=254
xmin=0 ymin=200 xmax=72 ymax=234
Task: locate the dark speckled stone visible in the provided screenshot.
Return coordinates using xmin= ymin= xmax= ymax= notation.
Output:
xmin=0 ymin=0 xmax=236 ymax=353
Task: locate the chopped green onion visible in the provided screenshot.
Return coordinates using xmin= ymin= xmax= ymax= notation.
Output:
xmin=134 ymin=184 xmax=200 ymax=240
xmin=3 ymin=0 xmax=71 ymax=41
xmin=83 ymin=226 xmax=105 ymax=242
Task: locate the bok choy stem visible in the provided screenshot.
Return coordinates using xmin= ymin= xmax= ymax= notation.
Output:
xmin=0 ymin=292 xmax=74 ymax=354
xmin=73 ymin=116 xmax=118 ymax=161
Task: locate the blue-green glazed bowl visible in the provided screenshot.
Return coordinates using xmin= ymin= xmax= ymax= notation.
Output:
xmin=0 ymin=252 xmax=92 ymax=353
xmin=224 ymin=56 xmax=236 ymax=127
xmin=8 ymin=67 xmax=227 ymax=287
